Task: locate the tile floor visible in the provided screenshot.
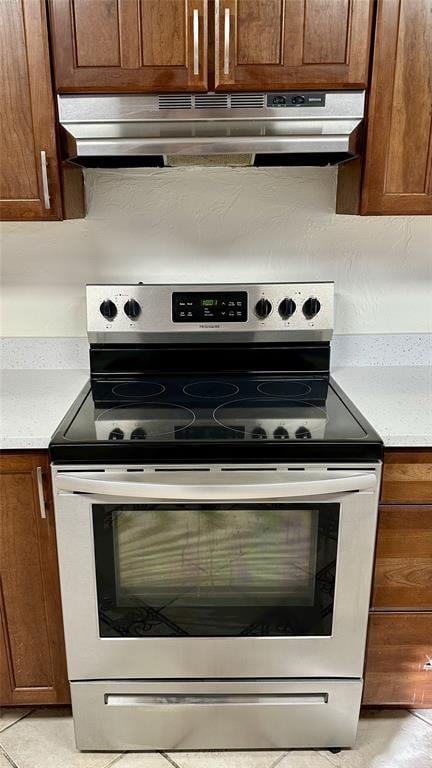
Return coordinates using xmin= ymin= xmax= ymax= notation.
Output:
xmin=0 ymin=707 xmax=431 ymax=768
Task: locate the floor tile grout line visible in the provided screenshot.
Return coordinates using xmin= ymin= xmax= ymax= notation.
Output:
xmin=269 ymin=752 xmax=289 ymax=768
xmin=161 ymin=752 xmax=182 ymax=768
xmin=408 ymin=710 xmax=432 ymax=728
xmin=0 ymin=709 xmax=35 ymax=735
xmin=0 ymin=743 xmax=20 ymax=768
xmin=104 ymin=753 xmax=126 ymax=768
xmin=316 ymin=749 xmax=344 ymax=768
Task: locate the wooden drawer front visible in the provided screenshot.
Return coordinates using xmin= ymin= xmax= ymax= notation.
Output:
xmin=363 ymin=613 xmax=432 ymax=707
xmin=371 ymin=505 xmax=432 ymax=610
xmin=381 ymin=451 xmax=432 ymax=504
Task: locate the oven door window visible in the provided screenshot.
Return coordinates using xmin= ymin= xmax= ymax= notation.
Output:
xmin=93 ymin=503 xmax=339 ymax=638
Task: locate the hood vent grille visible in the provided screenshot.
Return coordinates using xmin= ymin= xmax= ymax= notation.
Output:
xmin=230 ymin=94 xmax=266 ymax=109
xmin=157 ymin=94 xmax=266 ymax=110
xmin=159 ymin=95 xmax=192 ymax=109
xmin=194 ymin=94 xmax=229 ymax=109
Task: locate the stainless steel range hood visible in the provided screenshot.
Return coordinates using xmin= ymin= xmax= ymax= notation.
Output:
xmin=58 ymin=91 xmax=365 ymax=168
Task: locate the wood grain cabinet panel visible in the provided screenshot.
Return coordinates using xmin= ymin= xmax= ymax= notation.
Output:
xmin=359 ymin=0 xmax=432 ymax=214
xmin=215 ymin=0 xmax=372 ymax=90
xmin=49 ymin=0 xmax=208 ymax=92
xmin=0 ymin=0 xmax=63 ymax=220
xmin=371 ymin=506 xmax=432 ymax=610
xmin=363 ymin=613 xmax=432 ymax=707
xmin=381 ymin=450 xmax=432 ymax=504
xmin=0 ymin=452 xmax=69 ymax=705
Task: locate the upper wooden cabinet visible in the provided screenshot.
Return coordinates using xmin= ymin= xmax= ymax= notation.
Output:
xmin=49 ymin=0 xmax=371 ymax=93
xmin=0 ymin=0 xmax=84 ymax=221
xmin=49 ymin=0 xmax=208 ymax=92
xmin=215 ymin=0 xmax=373 ymax=91
xmin=0 ymin=0 xmax=63 ymax=219
xmin=338 ymin=0 xmax=432 ymax=215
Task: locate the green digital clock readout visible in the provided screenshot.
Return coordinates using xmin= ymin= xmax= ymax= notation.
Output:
xmin=201 ymin=299 xmax=217 ymax=307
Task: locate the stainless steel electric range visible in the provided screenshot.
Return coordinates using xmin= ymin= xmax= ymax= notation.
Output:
xmin=50 ymin=282 xmax=383 ymax=752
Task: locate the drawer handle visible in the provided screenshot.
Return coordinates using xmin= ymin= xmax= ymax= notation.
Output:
xmin=424 ymin=658 xmax=432 ymax=671
xmin=105 ymin=693 xmax=328 ymax=706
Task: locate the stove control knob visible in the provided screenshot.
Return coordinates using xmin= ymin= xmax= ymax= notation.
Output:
xmin=302 ymin=297 xmax=321 ymax=320
xmin=100 ymin=299 xmax=117 ymax=321
xmin=131 ymin=427 xmax=146 ymax=440
xmin=251 ymin=426 xmax=267 ymax=439
xmin=124 ymin=299 xmax=141 ymax=321
xmin=296 ymin=426 xmax=312 ymax=439
xmin=254 ymin=298 xmax=272 ymax=320
xmin=274 ymin=426 xmax=289 ymax=439
xmin=109 ymin=428 xmax=124 ymax=441
xmin=278 ymin=298 xmax=296 ymax=320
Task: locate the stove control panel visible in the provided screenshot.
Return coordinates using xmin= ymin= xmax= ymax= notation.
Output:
xmin=173 ymin=291 xmax=247 ymax=323
xmin=87 ymin=282 xmax=334 ymax=343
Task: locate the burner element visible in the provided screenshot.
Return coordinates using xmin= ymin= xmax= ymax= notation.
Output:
xmin=112 ymin=382 xmax=165 ymax=399
xmin=257 ymin=380 xmax=312 ymax=398
xmin=96 ymin=402 xmax=195 ymax=438
xmin=183 ymin=380 xmax=239 ymax=399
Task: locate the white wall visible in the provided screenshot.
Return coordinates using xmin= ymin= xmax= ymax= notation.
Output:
xmin=1 ymin=166 xmax=431 ymax=337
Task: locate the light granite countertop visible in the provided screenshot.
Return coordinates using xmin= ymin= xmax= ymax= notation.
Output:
xmin=332 ymin=366 xmax=432 ymax=448
xmin=0 ymin=366 xmax=431 ymax=451
xmin=0 ymin=370 xmax=88 ymax=450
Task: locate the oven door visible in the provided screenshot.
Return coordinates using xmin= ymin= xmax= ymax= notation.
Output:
xmin=53 ymin=465 xmax=380 ymax=681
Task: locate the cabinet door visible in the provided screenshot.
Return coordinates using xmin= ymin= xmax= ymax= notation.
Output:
xmin=0 ymin=0 xmax=63 ymax=220
xmin=49 ymin=0 xmax=208 ymax=92
xmin=0 ymin=452 xmax=69 ymax=705
xmin=363 ymin=613 xmax=432 ymax=706
xmin=371 ymin=505 xmax=432 ymax=610
xmin=361 ymin=0 xmax=432 ymax=214
xmin=215 ymin=0 xmax=372 ymax=91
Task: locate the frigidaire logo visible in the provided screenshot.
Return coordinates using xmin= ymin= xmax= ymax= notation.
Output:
xmin=199 ymin=324 xmax=220 ymax=329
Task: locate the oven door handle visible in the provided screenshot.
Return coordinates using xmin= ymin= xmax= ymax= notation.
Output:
xmin=54 ymin=470 xmax=377 ymax=500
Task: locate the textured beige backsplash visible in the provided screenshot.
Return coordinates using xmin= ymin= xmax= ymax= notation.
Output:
xmin=1 ymin=166 xmax=431 ymax=336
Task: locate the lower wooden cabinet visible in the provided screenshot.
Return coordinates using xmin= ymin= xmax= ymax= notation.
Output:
xmin=381 ymin=450 xmax=432 ymax=505
xmin=363 ymin=448 xmax=432 ymax=707
xmin=363 ymin=613 xmax=432 ymax=707
xmin=0 ymin=451 xmax=70 ymax=705
xmin=371 ymin=505 xmax=432 ymax=611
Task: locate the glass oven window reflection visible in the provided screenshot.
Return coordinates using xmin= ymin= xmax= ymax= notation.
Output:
xmin=93 ymin=503 xmax=339 ymax=638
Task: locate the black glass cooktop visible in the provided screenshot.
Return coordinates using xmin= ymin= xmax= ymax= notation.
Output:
xmin=50 ymin=374 xmax=382 ymax=462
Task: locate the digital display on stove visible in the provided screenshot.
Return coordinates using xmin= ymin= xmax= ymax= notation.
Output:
xmin=201 ymin=299 xmax=217 ymax=307
xmin=172 ymin=292 xmax=247 ymax=323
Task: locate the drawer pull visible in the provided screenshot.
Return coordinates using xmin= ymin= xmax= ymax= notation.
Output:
xmin=423 ymin=658 xmax=432 ymax=671
xmin=105 ymin=692 xmax=328 ymax=706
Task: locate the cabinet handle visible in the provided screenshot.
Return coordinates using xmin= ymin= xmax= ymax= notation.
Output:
xmin=36 ymin=466 xmax=47 ymax=519
xmin=424 ymin=658 xmax=432 ymax=671
xmin=40 ymin=151 xmax=51 ymax=210
xmin=223 ymin=7 xmax=230 ymax=75
xmin=193 ymin=9 xmax=199 ymax=75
